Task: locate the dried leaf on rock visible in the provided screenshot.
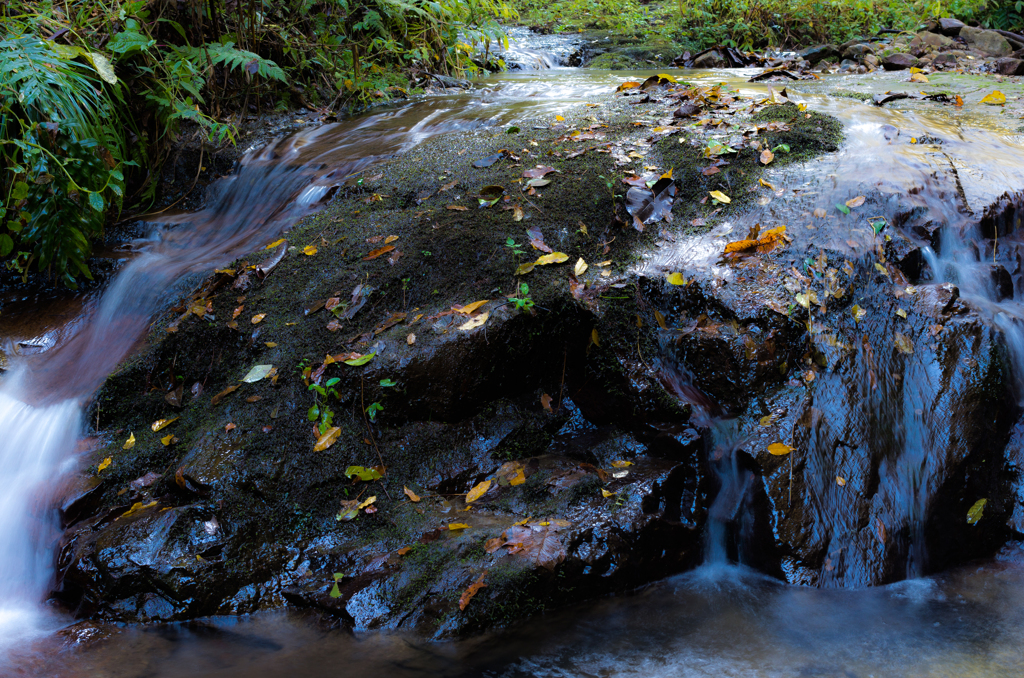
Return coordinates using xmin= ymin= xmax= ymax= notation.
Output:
xmin=98 ymin=457 xmax=112 ymax=472
xmin=123 ymin=433 xmax=135 ymax=450
xmin=456 ymin=300 xmax=489 ymax=315
xmin=161 ymin=434 xmax=177 ymax=446
xmin=709 ymin=190 xmax=731 ymax=203
xmin=535 ymin=252 xmax=568 ymax=265
xmin=459 ymin=311 xmax=489 ymax=331
xmin=760 ymin=149 xmax=774 ymax=165
xmin=303 ymin=245 xmax=317 ymax=256
xmin=472 ymin=151 xmax=507 ymax=168
xmin=242 ymin=364 xmax=274 ymax=383
xmin=211 ymin=385 xmax=238 ymax=405
xmin=574 ymin=258 xmax=588 ymax=276
xmin=601 ymin=489 xmax=616 ymax=498
xmin=363 ymin=245 xmax=395 ymax=260
xmin=459 ymin=572 xmax=488 ymax=610
xmin=447 ymin=205 xmax=469 ymax=211
xmin=499 ymin=524 xmax=567 ymax=571
xmin=314 ymin=427 xmax=341 ymax=451
xmin=466 ymin=479 xmax=492 ymax=503
xmin=357 ymin=496 xmax=377 ymax=510
xmin=846 ymin=196 xmax=866 ymax=208
xmin=980 ymin=90 xmax=1006 ymax=105
xmin=447 ymin=523 xmax=470 ymax=530
xmin=523 ymin=166 xmax=556 ymax=179
xmin=151 ymin=417 xmax=178 ymax=432
xmin=767 ymin=442 xmax=792 ymax=456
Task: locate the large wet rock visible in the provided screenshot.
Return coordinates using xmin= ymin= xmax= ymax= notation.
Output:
xmin=961 ymin=27 xmax=1013 ymax=57
xmin=994 ymin=57 xmax=1024 ymax=76
xmin=799 ymin=44 xmax=838 ymax=66
xmin=882 ymin=53 xmax=920 ymax=71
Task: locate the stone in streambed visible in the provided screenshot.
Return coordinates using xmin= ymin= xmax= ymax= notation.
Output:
xmin=798 ymin=44 xmax=839 ymax=66
xmin=882 ymin=53 xmax=920 ymax=71
xmin=961 ymin=26 xmax=1013 ymax=57
xmin=994 ymin=57 xmax=1024 ymax=76
xmin=842 ymin=43 xmax=874 ymax=61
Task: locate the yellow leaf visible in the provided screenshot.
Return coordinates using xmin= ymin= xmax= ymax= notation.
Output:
xmin=265 ymin=238 xmax=286 ymax=250
xmin=303 ymin=245 xmax=317 ymax=256
xmin=161 ymin=434 xmax=177 ymax=446
xmin=846 ymin=195 xmax=865 ymax=208
xmin=121 ymin=501 xmax=157 ymax=518
xmin=510 ymin=468 xmax=526 ymax=486
xmin=767 ymin=442 xmax=792 ymax=456
xmin=759 ymin=178 xmax=776 ymax=191
xmin=404 ymin=486 xmax=421 ymax=502
xmin=384 ymin=235 xmax=399 ymax=244
xmin=251 ymin=313 xmax=266 ymax=324
xmin=513 ymin=517 xmax=529 ymax=526
xmin=98 ymin=457 xmax=112 ymax=472
xmin=852 ymin=304 xmax=866 ymax=322
xmin=836 ymin=476 xmax=846 ymax=486
xmin=575 ymin=258 xmax=588 ymax=276
xmin=709 ymin=190 xmax=731 ymax=204
xmin=910 ymin=72 xmax=929 ymax=83
xmin=967 ymin=498 xmax=987 ymax=525
xmin=616 ymin=81 xmax=642 ymax=92
xmin=535 ymin=252 xmax=569 ymax=266
xmin=456 ymin=300 xmax=489 ymax=315
xmin=759 ymin=414 xmax=776 ymax=427
xmin=894 ymin=332 xmax=914 ymax=354
xmin=661 ymin=168 xmax=674 ymax=180
xmin=448 ymin=522 xmax=470 ymax=530
xmin=666 ymin=272 xmax=686 ymax=285
xmin=555 ymin=115 xmax=565 ymax=122
xmin=955 ymin=94 xmax=964 ymax=107
xmin=590 ymin=328 xmax=601 ymax=348
xmin=123 ymin=432 xmax=135 ymax=450
xmin=459 ymin=311 xmax=489 ymax=331
xmin=151 ymin=417 xmax=178 ymax=432
xmin=980 ymin=90 xmax=1006 ymax=105
xmin=601 ymin=489 xmax=616 ymax=498
xmin=466 ymin=479 xmax=492 ymax=503
xmin=875 ymin=262 xmax=889 ymax=276
xmin=314 ymin=426 xmax=341 ymax=451
xmin=610 ymin=460 xmax=633 ymax=468
xmin=654 ymin=309 xmax=668 ymax=329
xmin=515 ymin=262 xmax=536 ymax=276
xmin=357 ymin=496 xmax=377 ymax=510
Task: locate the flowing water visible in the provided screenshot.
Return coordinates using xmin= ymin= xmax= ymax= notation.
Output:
xmin=4 ymin=47 xmax=1024 ymax=674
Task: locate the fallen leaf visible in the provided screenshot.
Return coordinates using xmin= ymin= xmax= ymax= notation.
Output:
xmin=225 ymin=422 xmax=236 ymax=432
xmin=466 ymin=479 xmax=492 ymax=503
xmin=447 ymin=204 xmax=469 ymax=211
xmin=852 ymin=305 xmax=866 ymax=322
xmin=523 ymin=166 xmax=556 ymax=179
xmin=459 ymin=311 xmax=489 ymax=331
xmin=265 ymin=239 xmax=285 ymax=250
xmin=314 ymin=427 xmax=341 ymax=451
xmin=447 ymin=523 xmax=470 ymax=530
xmin=397 ymin=546 xmax=413 ymax=555
xmin=303 ymin=245 xmax=317 ymax=256
xmin=363 ymin=245 xmax=395 ymax=260
xmin=161 ymin=434 xmax=177 ymax=446
xmin=404 ymin=486 xmax=421 ymax=502
xmin=666 ymin=272 xmax=686 ymax=285
xmin=760 ymin=149 xmax=774 ymax=165
xmin=759 ymin=178 xmax=776 ymax=191
xmin=515 ymin=262 xmax=536 ymax=276
xmin=211 ymin=385 xmax=238 ymax=405
xmin=813 ymin=208 xmax=827 ymax=218
xmin=724 ymin=226 xmax=786 ymax=254
xmin=541 ymin=393 xmax=553 ymax=412
xmin=555 ymin=115 xmax=565 ymax=122
xmin=242 ymin=364 xmax=274 ymax=383
xmin=345 ymin=466 xmax=384 ymax=481
xmin=120 ymin=500 xmax=157 ymax=518
xmin=123 ymin=433 xmax=135 ymax=450
xmin=151 ymin=417 xmax=178 ymax=432
xmin=456 ymin=299 xmax=489 ymax=315
xmin=980 ymin=91 xmax=1005 ymax=105
xmin=767 ymin=442 xmax=792 ymax=456
xmin=967 ymin=498 xmax=987 ymax=525
xmin=575 ymin=258 xmax=588 ymax=276
xmin=601 ymin=489 xmax=616 ymax=498
xmin=709 ymin=190 xmax=731 ymax=204
xmin=590 ymin=328 xmax=601 ymax=348
xmin=407 ymin=333 xmax=416 ymax=345
xmin=894 ymin=333 xmax=914 ymax=354
xmin=535 ymin=252 xmax=569 ymax=266
xmin=459 ymin=571 xmax=488 ymax=610
xmin=955 ymin=94 xmax=964 ymax=107
xmin=846 ymin=195 xmax=866 ymax=208
xmin=357 ymin=496 xmax=377 ymax=510
xmin=513 ymin=204 xmax=524 ymax=221
xmin=384 ymin=235 xmax=399 ymax=244
xmin=472 ymin=151 xmax=507 ymax=168
xmin=337 ymin=500 xmax=359 ymax=522
xmin=251 ymin=313 xmax=266 ymax=324
xmin=98 ymin=457 xmax=112 ymax=472
xmin=654 ymin=309 xmax=668 ymax=329
xmin=343 ymin=352 xmax=376 ymax=366
xmin=910 ymin=72 xmax=929 ymax=83
xmin=610 ymin=460 xmax=634 ymax=468
xmin=836 ymin=476 xmax=846 ymax=486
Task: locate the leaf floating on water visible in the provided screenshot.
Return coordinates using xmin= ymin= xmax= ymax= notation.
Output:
xmin=575 ymin=258 xmax=588 ymax=276
xmin=767 ymin=442 xmax=792 ymax=456
xmin=967 ymin=498 xmax=987 ymax=525
xmin=211 ymin=385 xmax=239 ymax=405
xmin=459 ymin=311 xmax=489 ymax=331
xmin=303 ymin=245 xmax=317 ymax=256
xmin=98 ymin=457 xmax=112 ymax=472
xmin=151 ymin=417 xmax=178 ymax=432
xmin=709 ymin=190 xmax=731 ymax=204
xmin=314 ymin=427 xmax=341 ymax=451
xmin=466 ymin=479 xmax=492 ymax=503
xmin=666 ymin=272 xmax=686 ymax=285
xmin=894 ymin=333 xmax=914 ymax=354
xmin=242 ymin=364 xmax=274 ymax=383
xmin=404 ymin=486 xmax=421 ymax=502
xmin=251 ymin=313 xmax=266 ymax=324
xmin=846 ymin=196 xmax=866 ymax=208
xmin=123 ymin=433 xmax=136 ymax=450
xmin=980 ymin=91 xmax=1006 ymax=105
xmin=459 ymin=571 xmax=488 ymax=610
xmin=363 ymin=245 xmax=395 ymax=260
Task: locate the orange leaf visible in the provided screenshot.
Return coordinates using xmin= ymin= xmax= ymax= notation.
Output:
xmin=314 ymin=427 xmax=341 ymax=451
xmin=459 ymin=571 xmax=488 ymax=610
xmin=466 ymin=479 xmax=491 ymax=503
xmin=363 ymin=245 xmax=395 ymax=260
xmin=540 ymin=393 xmax=553 ymax=412
xmin=455 ymin=299 xmax=489 ymax=315
xmin=211 ymin=385 xmax=238 ymax=406
xmin=404 ymin=486 xmax=421 ymax=502
xmin=251 ymin=313 xmax=266 ymax=324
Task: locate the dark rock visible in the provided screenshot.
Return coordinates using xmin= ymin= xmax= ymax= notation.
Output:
xmin=842 ymin=43 xmax=875 ymax=60
xmin=994 ymin=57 xmax=1024 ymax=76
xmin=882 ymin=53 xmax=920 ymax=71
xmin=673 ymin=103 xmax=701 ymax=118
xmin=980 ymin=191 xmax=1024 ymax=239
xmin=989 ymin=264 xmax=1014 ymax=302
xmin=798 ymin=44 xmax=839 ymax=66
xmin=932 ymin=53 xmax=959 ymax=68
xmin=693 ymin=49 xmax=726 ymax=69
xmin=910 ymin=31 xmax=954 ymax=51
xmin=933 ymin=18 xmax=965 ymax=36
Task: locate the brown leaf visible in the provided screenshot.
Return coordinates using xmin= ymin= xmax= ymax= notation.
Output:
xmin=813 ymin=208 xmax=827 ymax=218
xmin=541 ymin=393 xmax=553 ymax=412
xmin=459 ymin=571 xmax=488 ymax=610
xmin=404 ymin=486 xmax=421 ymax=502
xmin=446 ymin=205 xmax=469 ymax=211
xmin=760 ymin=148 xmax=775 ymax=165
xmin=363 ymin=245 xmax=395 ymax=260
xmin=501 ymin=524 xmax=567 ymax=571
xmin=251 ymin=313 xmax=266 ymax=324
xmin=523 ymin=166 xmax=556 ymax=179
xmin=314 ymin=427 xmax=341 ymax=451
xmin=846 ymin=195 xmax=866 ymax=208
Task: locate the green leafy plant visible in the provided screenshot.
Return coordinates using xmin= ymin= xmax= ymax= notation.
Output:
xmin=508 ymin=282 xmax=535 ymax=312
xmin=308 ymin=377 xmax=342 ymax=436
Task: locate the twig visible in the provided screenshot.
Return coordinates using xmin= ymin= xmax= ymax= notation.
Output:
xmin=361 ymin=375 xmax=392 ymax=500
xmin=555 ymin=348 xmax=567 ymax=413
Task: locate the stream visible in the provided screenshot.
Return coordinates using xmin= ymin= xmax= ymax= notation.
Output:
xmin=3 ymin=32 xmax=1024 ymax=675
